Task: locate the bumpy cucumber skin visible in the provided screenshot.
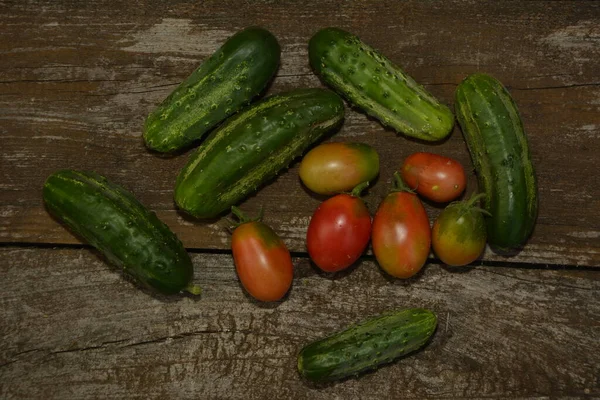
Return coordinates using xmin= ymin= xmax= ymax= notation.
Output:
xmin=298 ymin=308 xmax=437 ymax=382
xmin=143 ymin=27 xmax=280 ymax=153
xmin=175 ymin=88 xmax=345 ymax=219
xmin=309 ymin=27 xmax=454 ymax=141
xmin=43 ymin=170 xmax=194 ymax=294
xmin=455 ymin=73 xmax=538 ymax=250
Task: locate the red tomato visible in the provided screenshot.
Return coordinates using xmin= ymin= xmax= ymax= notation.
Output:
xmin=401 ymin=152 xmax=466 ymax=203
xmin=231 ymin=219 xmax=293 ymax=302
xmin=432 ymin=193 xmax=488 ymax=266
xmin=306 ymin=189 xmax=372 ymax=272
xmin=372 ymin=174 xmax=431 ymax=278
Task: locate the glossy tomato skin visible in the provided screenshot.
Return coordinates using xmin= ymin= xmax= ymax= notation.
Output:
xmin=299 ymin=142 xmax=379 ymax=195
xmin=306 ymin=193 xmax=372 ymax=272
xmin=401 ymin=152 xmax=466 ymax=203
xmin=232 ymin=221 xmax=293 ymax=302
xmin=372 ymin=191 xmax=431 ymax=278
xmin=432 ymin=201 xmax=487 ymax=266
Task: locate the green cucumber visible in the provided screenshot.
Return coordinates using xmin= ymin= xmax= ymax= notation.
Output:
xmin=175 ymin=88 xmax=345 ymax=219
xmin=298 ymin=308 xmax=437 ymax=382
xmin=143 ymin=27 xmax=280 ymax=153
xmin=309 ymin=27 xmax=454 ymax=141
xmin=43 ymin=170 xmax=196 ymax=295
xmin=455 ymin=73 xmax=538 ymax=250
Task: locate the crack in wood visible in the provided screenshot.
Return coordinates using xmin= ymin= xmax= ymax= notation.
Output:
xmin=482 ymin=269 xmax=598 ymax=291
xmin=0 ymin=348 xmax=42 ymax=368
xmin=1 ymin=78 xmax=597 ymax=93
xmin=0 ymin=78 xmax=130 ymax=84
xmin=1 ymin=329 xmax=300 ymax=368
xmin=510 ymin=82 xmax=600 ymax=91
xmin=2 ymin=242 xmax=600 ymax=271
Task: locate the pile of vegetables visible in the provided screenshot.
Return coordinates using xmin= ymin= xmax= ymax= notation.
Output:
xmin=42 ymin=26 xmax=538 ymax=382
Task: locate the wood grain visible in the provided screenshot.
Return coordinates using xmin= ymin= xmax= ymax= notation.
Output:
xmin=1 ymin=1 xmax=599 ymax=266
xmin=1 ymin=247 xmax=598 ymax=399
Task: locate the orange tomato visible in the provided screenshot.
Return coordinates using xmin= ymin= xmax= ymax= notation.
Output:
xmin=231 ymin=217 xmax=293 ymax=302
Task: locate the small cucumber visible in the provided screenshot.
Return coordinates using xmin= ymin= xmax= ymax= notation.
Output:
xmin=174 ymin=88 xmax=345 ymax=219
xmin=455 ymin=73 xmax=538 ymax=250
xmin=298 ymin=308 xmax=437 ymax=382
xmin=309 ymin=27 xmax=454 ymax=141
xmin=43 ymin=170 xmax=196 ymax=295
xmin=143 ymin=27 xmax=280 ymax=153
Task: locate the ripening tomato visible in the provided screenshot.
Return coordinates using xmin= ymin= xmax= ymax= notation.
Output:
xmin=299 ymin=142 xmax=379 ymax=195
xmin=231 ymin=208 xmax=293 ymax=302
xmin=372 ymin=174 xmax=431 ymax=279
xmin=401 ymin=152 xmax=466 ymax=203
xmin=432 ymin=193 xmax=488 ymax=266
xmin=306 ymin=183 xmax=372 ymax=272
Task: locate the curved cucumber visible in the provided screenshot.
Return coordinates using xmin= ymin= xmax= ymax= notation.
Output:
xmin=309 ymin=27 xmax=454 ymax=141
xmin=455 ymin=73 xmax=538 ymax=250
xmin=298 ymin=308 xmax=437 ymax=382
xmin=43 ymin=170 xmax=195 ymax=294
xmin=175 ymin=88 xmax=345 ymax=219
xmin=143 ymin=27 xmax=280 ymax=153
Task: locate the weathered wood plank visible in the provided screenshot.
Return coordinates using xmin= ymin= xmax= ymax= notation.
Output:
xmin=1 ymin=1 xmax=599 ymax=266
xmin=1 ymin=247 xmax=598 ymax=399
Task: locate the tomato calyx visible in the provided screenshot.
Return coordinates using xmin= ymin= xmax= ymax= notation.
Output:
xmin=226 ymin=205 xmax=264 ymax=232
xmin=390 ymin=171 xmax=415 ymax=194
xmin=449 ymin=192 xmax=492 ymax=218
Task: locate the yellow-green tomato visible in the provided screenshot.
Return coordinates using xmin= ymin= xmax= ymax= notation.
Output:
xmin=432 ymin=194 xmax=488 ymax=266
xmin=299 ymin=142 xmax=379 ymax=195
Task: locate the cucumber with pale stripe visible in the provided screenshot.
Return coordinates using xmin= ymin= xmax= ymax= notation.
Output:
xmin=308 ymin=27 xmax=454 ymax=141
xmin=143 ymin=27 xmax=280 ymax=153
xmin=43 ymin=170 xmax=197 ymax=295
xmin=455 ymin=73 xmax=538 ymax=250
xmin=174 ymin=88 xmax=345 ymax=219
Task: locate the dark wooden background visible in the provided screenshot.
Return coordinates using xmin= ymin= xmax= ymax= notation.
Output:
xmin=1 ymin=1 xmax=599 ymax=398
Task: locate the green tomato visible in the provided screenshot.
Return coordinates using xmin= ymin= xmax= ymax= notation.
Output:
xmin=432 ymin=193 xmax=488 ymax=266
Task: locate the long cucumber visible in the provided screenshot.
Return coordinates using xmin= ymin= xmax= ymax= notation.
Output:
xmin=174 ymin=88 xmax=345 ymax=219
xmin=455 ymin=73 xmax=538 ymax=250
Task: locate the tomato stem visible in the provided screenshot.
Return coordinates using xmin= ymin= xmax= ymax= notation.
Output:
xmin=350 ymin=181 xmax=370 ymax=197
xmin=230 ymin=206 xmax=264 ymax=225
xmin=391 ymin=171 xmax=414 ymax=193
xmin=466 ymin=192 xmax=486 ymax=207
xmin=231 ymin=205 xmax=247 ymax=222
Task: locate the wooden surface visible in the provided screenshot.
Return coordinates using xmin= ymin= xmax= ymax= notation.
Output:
xmin=1 ymin=1 xmax=599 ymax=398
xmin=2 ymin=249 xmax=599 ymax=399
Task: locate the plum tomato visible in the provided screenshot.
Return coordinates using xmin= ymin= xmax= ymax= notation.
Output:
xmin=432 ymin=193 xmax=488 ymax=266
xmin=372 ymin=173 xmax=431 ymax=279
xmin=230 ymin=207 xmax=293 ymax=302
xmin=306 ymin=182 xmax=372 ymax=272
xmin=299 ymin=142 xmax=379 ymax=195
xmin=401 ymin=152 xmax=466 ymax=203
